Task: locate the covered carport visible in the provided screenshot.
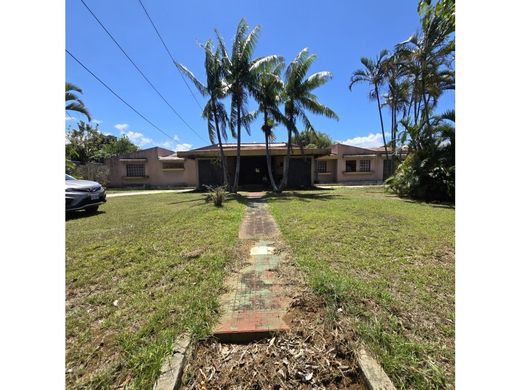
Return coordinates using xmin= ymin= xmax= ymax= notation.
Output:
xmin=177 ymin=143 xmax=329 ymax=189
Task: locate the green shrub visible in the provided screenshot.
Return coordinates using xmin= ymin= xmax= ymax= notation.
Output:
xmin=386 ymin=152 xmax=454 ymax=203
xmin=203 ymin=185 xmax=227 ymax=207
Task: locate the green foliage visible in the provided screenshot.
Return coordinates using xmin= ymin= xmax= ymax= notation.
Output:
xmin=203 ymin=185 xmax=228 ymax=207
xmin=386 ymin=152 xmax=454 ymax=202
xmin=351 ymin=0 xmax=455 ymax=202
xmin=294 ymin=129 xmax=333 ymax=149
xmin=66 ymin=82 xmax=92 ymax=121
xmin=76 ymin=163 xmax=110 ymax=187
xmin=66 ymin=121 xmax=138 ymax=164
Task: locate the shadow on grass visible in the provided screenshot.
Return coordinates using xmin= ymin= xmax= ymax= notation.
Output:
xmin=66 ymin=210 xmax=106 ymax=221
xmin=167 ymin=197 xmax=206 ymax=206
xmin=266 ymin=191 xmax=341 ymax=203
xmin=402 ymin=199 xmax=455 ymax=209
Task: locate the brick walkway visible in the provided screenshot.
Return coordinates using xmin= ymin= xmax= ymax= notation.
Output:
xmin=213 ymin=195 xmax=291 ymax=342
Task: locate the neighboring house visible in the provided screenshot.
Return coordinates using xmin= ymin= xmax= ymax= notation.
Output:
xmin=105 ymin=147 xmax=197 ymax=188
xmin=315 ymin=144 xmax=399 ymax=185
xmin=104 ymin=143 xmax=402 ymax=188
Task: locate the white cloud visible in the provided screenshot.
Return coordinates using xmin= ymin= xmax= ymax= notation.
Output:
xmin=65 ymin=115 xmax=76 ymax=121
xmin=91 ymin=119 xmax=103 ymax=125
xmin=173 ymin=135 xmax=180 ymax=142
xmin=114 ymin=123 xmax=129 ymax=131
xmin=162 ymin=141 xmax=174 ymax=149
xmin=174 ymin=143 xmax=192 ymax=152
xmin=124 ymin=131 xmax=153 ymax=147
xmin=339 ymin=132 xmax=390 ymax=148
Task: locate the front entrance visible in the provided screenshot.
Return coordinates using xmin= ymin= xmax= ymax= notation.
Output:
xmin=383 ymin=159 xmax=395 ymax=180
xmin=239 ymin=156 xmax=272 ymax=186
xmin=197 ymin=155 xmax=314 ymax=189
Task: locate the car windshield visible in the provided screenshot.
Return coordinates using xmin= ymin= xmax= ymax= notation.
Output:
xmin=66 ymin=174 xmax=76 ymax=181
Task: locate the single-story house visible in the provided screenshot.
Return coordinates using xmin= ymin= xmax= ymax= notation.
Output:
xmin=315 ymin=144 xmax=397 ymax=185
xmin=105 ymin=147 xmax=197 ymax=188
xmin=104 ymin=143 xmax=399 ymax=189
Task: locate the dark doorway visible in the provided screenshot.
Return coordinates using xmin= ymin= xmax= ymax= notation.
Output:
xmin=287 ymin=157 xmax=312 ymax=188
xmin=239 ymin=156 xmax=272 ymax=186
xmin=198 ymin=159 xmax=224 ymax=187
xmin=383 ymin=159 xmax=394 ymax=180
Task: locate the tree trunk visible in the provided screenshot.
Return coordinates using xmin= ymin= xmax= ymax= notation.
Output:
xmin=278 ymin=120 xmax=293 ymax=192
xmin=231 ymin=105 xmax=241 ymax=193
xmin=265 ymin=132 xmax=278 ymax=193
xmin=213 ymin=101 xmax=228 ymax=189
xmin=263 ymin=112 xmax=278 ymax=192
xmin=374 ymin=85 xmax=389 ymax=162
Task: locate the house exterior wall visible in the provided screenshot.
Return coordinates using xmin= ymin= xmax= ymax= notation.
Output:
xmin=105 ymin=147 xmax=196 ymax=188
xmin=334 ymin=144 xmax=384 ymax=184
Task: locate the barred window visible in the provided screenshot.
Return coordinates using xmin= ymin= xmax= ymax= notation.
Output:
xmin=345 ymin=160 xmax=356 ymax=172
xmin=317 ymin=160 xmax=328 ymax=173
xmin=162 ymin=162 xmax=184 ymax=170
xmin=359 ymin=160 xmax=371 ymax=172
xmin=126 ymin=163 xmax=145 ymax=177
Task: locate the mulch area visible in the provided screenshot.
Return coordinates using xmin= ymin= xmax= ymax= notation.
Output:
xmin=181 ymin=294 xmax=366 ymax=389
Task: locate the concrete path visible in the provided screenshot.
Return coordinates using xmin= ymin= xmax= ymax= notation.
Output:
xmin=106 ymin=189 xmax=194 ymax=198
xmin=213 ymin=193 xmax=291 ymax=342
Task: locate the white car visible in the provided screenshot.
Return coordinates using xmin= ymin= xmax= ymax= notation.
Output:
xmin=66 ymin=174 xmax=106 ymax=212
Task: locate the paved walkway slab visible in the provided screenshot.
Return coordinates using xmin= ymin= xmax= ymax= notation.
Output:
xmin=214 ymin=196 xmax=290 ymax=342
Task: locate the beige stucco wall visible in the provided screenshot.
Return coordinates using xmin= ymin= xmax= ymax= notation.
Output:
xmin=105 ymin=147 xmax=196 ymax=188
xmin=329 ymin=144 xmax=386 ymax=184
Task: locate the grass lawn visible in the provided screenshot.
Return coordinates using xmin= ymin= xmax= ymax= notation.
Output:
xmin=267 ymin=187 xmax=455 ymax=389
xmin=66 ymin=192 xmax=245 ymax=389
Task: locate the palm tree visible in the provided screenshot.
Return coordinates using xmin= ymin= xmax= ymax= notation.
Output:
xmin=395 ymin=1 xmax=454 ymax=133
xmin=216 ymin=18 xmax=278 ymax=193
xmin=382 ymin=52 xmax=410 ymax=160
xmin=176 ymin=40 xmax=230 ymax=187
xmin=349 ymin=50 xmax=390 ymax=161
xmin=66 ymin=82 xmax=92 ymax=121
xmin=280 ymin=48 xmax=338 ymax=191
xmin=250 ymin=57 xmax=286 ymax=192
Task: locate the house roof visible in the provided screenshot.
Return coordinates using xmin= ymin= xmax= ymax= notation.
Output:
xmin=177 ymin=142 xmax=330 ymax=158
xmin=158 ymin=154 xmax=184 ymax=161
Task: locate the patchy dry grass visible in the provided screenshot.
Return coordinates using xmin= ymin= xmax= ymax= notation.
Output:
xmin=66 ymin=192 xmax=245 ymax=389
xmin=267 ymin=187 xmax=455 ymax=389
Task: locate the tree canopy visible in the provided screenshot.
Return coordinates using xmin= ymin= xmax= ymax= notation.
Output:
xmin=294 ymin=129 xmax=333 ymax=149
xmin=66 ymin=121 xmax=138 ymax=164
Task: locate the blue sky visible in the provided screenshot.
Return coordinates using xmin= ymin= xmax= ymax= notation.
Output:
xmin=66 ymin=0 xmax=454 ymax=151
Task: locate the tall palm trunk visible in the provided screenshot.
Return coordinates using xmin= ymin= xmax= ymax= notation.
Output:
xmin=212 ymin=100 xmax=229 ymax=188
xmin=374 ymin=85 xmax=390 ymax=161
xmin=232 ymin=106 xmax=241 ymax=193
xmin=263 ymin=112 xmax=278 ymax=192
xmin=279 ymin=115 xmax=293 ymax=192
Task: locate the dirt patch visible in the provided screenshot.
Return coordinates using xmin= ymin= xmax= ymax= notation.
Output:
xmin=182 ymin=293 xmax=365 ymax=389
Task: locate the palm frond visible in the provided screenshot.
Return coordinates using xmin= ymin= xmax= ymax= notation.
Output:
xmin=175 ymin=62 xmax=208 ymax=96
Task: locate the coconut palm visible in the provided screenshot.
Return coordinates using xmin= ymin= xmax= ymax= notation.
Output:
xmin=250 ymin=57 xmax=286 ymax=192
xmin=395 ymin=1 xmax=454 ymax=132
xmin=216 ymin=18 xmax=279 ymax=193
xmin=349 ymin=50 xmax=391 ymax=161
xmin=66 ymin=82 xmax=92 ymax=121
xmin=381 ymin=52 xmax=411 ymax=159
xmin=279 ymin=48 xmax=338 ymax=191
xmin=176 ymin=40 xmax=230 ymax=187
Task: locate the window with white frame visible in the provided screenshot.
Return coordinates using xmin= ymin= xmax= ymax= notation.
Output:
xmin=317 ymin=160 xmax=328 ymax=173
xmin=126 ymin=163 xmax=145 ymax=177
xmin=359 ymin=159 xmax=371 ymax=172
